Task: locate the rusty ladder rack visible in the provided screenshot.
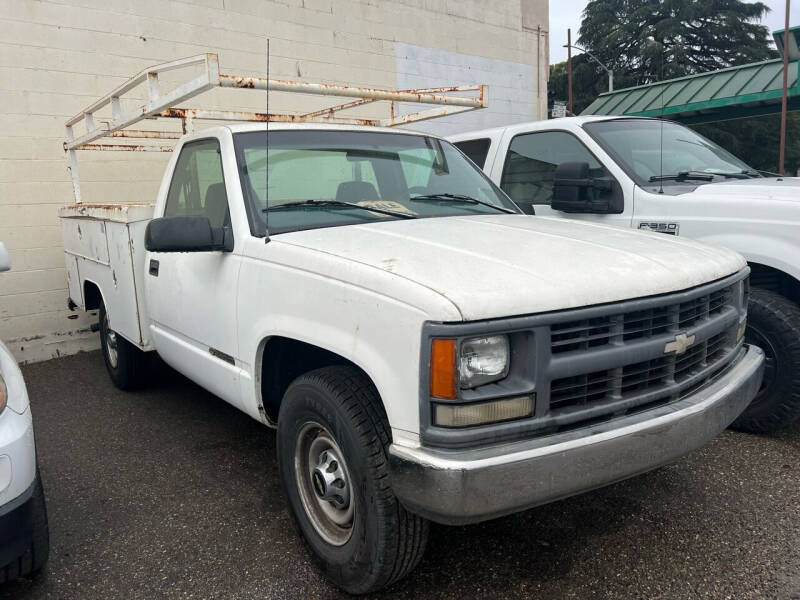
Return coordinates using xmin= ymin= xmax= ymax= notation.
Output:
xmin=63 ymin=53 xmax=488 ymax=203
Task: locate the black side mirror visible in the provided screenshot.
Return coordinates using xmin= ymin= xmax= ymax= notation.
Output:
xmin=551 ymin=162 xmax=623 ymax=214
xmin=145 ymin=216 xmax=233 ymax=253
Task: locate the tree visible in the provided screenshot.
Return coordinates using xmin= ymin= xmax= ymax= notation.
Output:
xmin=578 ymin=0 xmax=776 ymax=84
xmin=549 ymin=57 xmax=640 ymax=115
xmin=547 ymin=0 xmax=796 ymax=173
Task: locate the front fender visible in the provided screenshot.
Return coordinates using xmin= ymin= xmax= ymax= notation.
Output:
xmin=695 ymin=231 xmax=800 ymax=285
xmin=237 ymin=249 xmax=445 ymax=438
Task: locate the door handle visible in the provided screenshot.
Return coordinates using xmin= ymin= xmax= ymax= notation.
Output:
xmin=149 ymin=259 xmax=160 ymax=276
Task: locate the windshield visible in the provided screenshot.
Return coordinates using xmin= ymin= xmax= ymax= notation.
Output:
xmin=584 ymin=119 xmax=756 ymax=185
xmin=234 ymin=130 xmax=518 ymax=235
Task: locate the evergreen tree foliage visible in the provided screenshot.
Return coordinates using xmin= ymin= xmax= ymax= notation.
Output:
xmin=548 ymin=0 xmax=797 ymax=173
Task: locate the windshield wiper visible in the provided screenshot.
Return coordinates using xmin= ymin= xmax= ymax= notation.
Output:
xmin=709 ymin=171 xmax=757 ymax=179
xmin=649 ymin=171 xmax=714 ymax=182
xmin=264 ymin=199 xmax=417 ymax=220
xmin=410 ymin=193 xmax=518 ymax=214
xmin=741 ymin=169 xmax=763 ymax=178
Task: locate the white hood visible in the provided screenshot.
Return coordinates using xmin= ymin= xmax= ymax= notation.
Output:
xmin=685 ymin=177 xmax=800 ymax=203
xmin=276 ymin=215 xmax=746 ymax=321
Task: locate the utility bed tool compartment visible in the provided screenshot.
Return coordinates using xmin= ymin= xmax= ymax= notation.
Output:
xmin=59 ymin=204 xmax=154 ymax=349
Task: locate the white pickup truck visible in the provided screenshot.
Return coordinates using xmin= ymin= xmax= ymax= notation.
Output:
xmin=451 ymin=116 xmax=800 ymax=434
xmin=58 ymin=58 xmax=763 ymax=593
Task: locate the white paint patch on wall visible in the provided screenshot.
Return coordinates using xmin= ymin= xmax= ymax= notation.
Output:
xmin=394 ymin=42 xmax=539 ymax=137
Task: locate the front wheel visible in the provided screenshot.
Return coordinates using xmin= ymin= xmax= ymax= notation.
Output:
xmin=731 ymin=288 xmax=800 ymax=433
xmin=99 ymin=301 xmax=149 ymax=390
xmin=277 ymin=366 xmax=428 ymax=594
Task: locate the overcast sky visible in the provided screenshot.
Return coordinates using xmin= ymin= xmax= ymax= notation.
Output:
xmin=549 ymin=0 xmax=797 ymax=64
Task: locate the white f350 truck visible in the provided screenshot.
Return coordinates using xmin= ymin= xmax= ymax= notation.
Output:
xmin=59 ymin=56 xmax=763 ymax=593
xmin=451 ymin=116 xmax=799 ymax=434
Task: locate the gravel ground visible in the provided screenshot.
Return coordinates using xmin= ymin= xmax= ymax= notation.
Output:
xmin=2 ymin=350 xmax=799 ymax=599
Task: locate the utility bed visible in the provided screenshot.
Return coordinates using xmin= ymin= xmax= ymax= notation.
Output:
xmin=60 ymin=204 xmax=154 ymax=349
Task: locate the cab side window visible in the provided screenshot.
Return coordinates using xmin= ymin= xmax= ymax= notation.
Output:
xmin=164 ymin=139 xmax=229 ymax=228
xmin=453 ymin=138 xmax=491 ymax=169
xmin=500 ymin=131 xmax=604 ymax=206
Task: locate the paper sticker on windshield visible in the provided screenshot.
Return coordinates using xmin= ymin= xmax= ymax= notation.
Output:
xmin=639 ymin=222 xmax=679 ymax=235
xmin=357 ymin=200 xmax=418 ymax=216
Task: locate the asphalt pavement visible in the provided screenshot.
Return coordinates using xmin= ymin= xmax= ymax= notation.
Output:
xmin=2 ymin=351 xmax=799 ymax=599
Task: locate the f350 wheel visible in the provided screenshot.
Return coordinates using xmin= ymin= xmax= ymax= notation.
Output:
xmin=731 ymin=288 xmax=800 ymax=433
xmin=277 ymin=366 xmax=428 ymax=594
xmin=98 ymin=301 xmax=149 ymax=390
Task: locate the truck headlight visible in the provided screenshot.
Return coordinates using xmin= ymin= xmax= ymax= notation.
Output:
xmin=429 ymin=335 xmax=511 ymax=399
xmin=459 ymin=335 xmax=510 ymax=389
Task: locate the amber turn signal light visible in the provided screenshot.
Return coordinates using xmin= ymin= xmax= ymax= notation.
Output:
xmin=430 ymin=338 xmax=457 ymax=399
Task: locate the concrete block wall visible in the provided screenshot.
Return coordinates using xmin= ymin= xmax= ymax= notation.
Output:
xmin=0 ymin=0 xmax=549 ymax=363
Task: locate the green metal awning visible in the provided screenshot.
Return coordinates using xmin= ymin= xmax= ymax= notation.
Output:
xmin=582 ymin=55 xmax=799 ymax=124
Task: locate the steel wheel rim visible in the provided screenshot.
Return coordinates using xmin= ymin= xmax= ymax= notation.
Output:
xmin=294 ymin=421 xmax=354 ymax=546
xmin=104 ymin=313 xmax=119 ymax=368
xmin=746 ymin=323 xmax=777 ymax=404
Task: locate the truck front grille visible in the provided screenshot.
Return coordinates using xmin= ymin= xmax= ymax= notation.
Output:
xmin=550 ymin=330 xmax=730 ymax=410
xmin=543 ymin=279 xmax=743 ymax=433
xmin=551 ymin=287 xmax=730 ymax=354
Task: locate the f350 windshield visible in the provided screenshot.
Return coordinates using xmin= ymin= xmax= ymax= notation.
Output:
xmin=234 ymin=130 xmax=518 ymax=235
xmin=584 ymin=119 xmax=757 ymax=187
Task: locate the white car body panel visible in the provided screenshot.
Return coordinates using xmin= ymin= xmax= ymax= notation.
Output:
xmin=275 ymin=214 xmax=744 ymax=321
xmin=449 ymin=116 xmax=800 ymax=287
xmin=0 ymin=341 xmax=36 ymax=507
xmin=633 ymin=178 xmax=800 ymax=283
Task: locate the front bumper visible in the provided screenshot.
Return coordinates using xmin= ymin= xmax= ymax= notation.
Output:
xmin=389 ymin=344 xmax=764 ymax=525
xmin=0 ymin=476 xmax=37 ymax=568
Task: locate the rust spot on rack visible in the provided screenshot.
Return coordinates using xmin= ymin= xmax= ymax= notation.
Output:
xmin=110 ymin=130 xmax=181 ymax=140
xmin=77 ymin=143 xmax=173 ymax=152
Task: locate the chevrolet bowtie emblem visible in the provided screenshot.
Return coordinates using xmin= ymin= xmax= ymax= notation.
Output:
xmin=664 ymin=333 xmax=696 ymax=355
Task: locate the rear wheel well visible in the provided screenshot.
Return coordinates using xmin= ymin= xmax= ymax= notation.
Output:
xmin=259 ymin=337 xmax=366 ymax=423
xmin=748 ymin=263 xmax=800 ymax=305
xmin=83 ymin=280 xmax=103 ymax=310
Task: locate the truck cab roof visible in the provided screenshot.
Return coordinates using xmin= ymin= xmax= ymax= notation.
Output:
xmin=447 ymin=116 xmax=658 ymax=142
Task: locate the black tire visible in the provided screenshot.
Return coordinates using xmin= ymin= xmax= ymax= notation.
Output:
xmin=731 ymin=288 xmax=800 ymax=433
xmin=0 ymin=469 xmax=50 ymax=583
xmin=99 ymin=301 xmax=149 ymax=390
xmin=277 ymin=366 xmax=428 ymax=594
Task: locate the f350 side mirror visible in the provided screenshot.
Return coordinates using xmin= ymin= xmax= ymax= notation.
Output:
xmin=145 ymin=216 xmax=234 ymax=253
xmin=0 ymin=242 xmax=10 ymax=272
xmin=551 ymin=162 xmax=623 ymax=214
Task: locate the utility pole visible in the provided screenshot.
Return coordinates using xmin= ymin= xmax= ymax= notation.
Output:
xmin=779 ymin=0 xmax=791 ymax=175
xmin=567 ymin=28 xmax=573 ymax=116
